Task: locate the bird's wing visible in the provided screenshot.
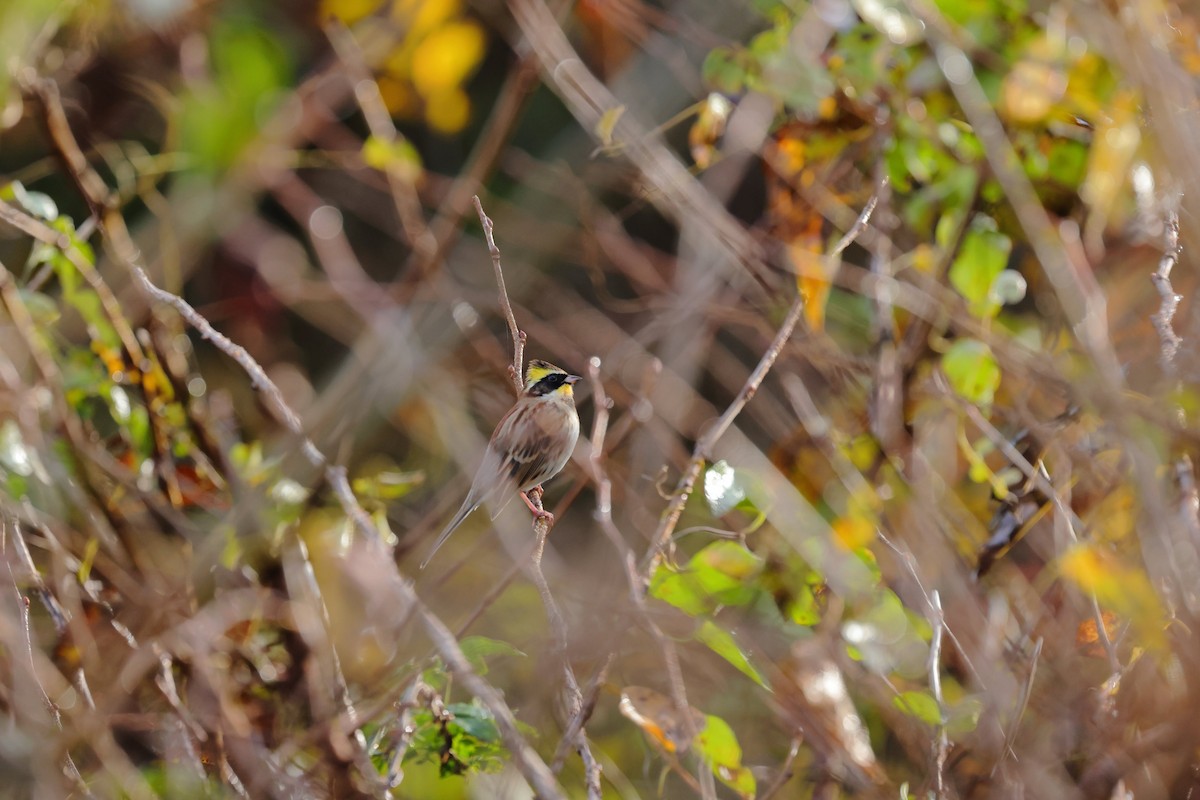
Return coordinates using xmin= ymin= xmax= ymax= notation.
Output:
xmin=489 ymin=401 xmax=563 ymax=493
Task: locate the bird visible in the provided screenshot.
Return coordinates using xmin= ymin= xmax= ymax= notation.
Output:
xmin=420 ymin=359 xmax=581 ymax=569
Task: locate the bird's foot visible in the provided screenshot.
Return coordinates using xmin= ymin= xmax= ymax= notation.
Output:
xmin=520 ymin=489 xmax=554 ymax=524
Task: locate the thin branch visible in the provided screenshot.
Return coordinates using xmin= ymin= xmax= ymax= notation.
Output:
xmin=992 ymin=636 xmax=1042 ymax=776
xmin=758 ymin=737 xmax=803 ymax=800
xmin=582 ymin=358 xmax=713 ymax=799
xmin=463 ymin=196 xmax=596 ymax=794
xmin=641 ymin=179 xmax=885 ymax=573
xmin=324 ymin=21 xmax=434 ymax=258
xmin=642 ymin=293 xmax=804 ymax=573
xmin=1151 ymin=208 xmax=1183 ymax=375
xmin=399 ymin=57 xmax=540 ymax=295
xmin=474 ymin=195 xmax=525 ymax=395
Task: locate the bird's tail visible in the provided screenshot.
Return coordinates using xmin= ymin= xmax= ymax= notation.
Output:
xmin=420 ymin=500 xmax=479 ymax=569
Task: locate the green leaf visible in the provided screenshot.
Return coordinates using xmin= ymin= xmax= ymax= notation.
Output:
xmin=946 ymin=696 xmax=983 ymax=736
xmin=943 ymin=339 xmax=1001 ymax=407
xmin=892 ymin=690 xmax=943 ymax=725
xmin=787 ymin=585 xmax=821 ymax=625
xmin=458 ymin=636 xmax=525 ymax=676
xmin=447 ymin=702 xmax=501 ymax=743
xmin=696 ymin=620 xmax=769 ymax=689
xmin=949 ymin=215 xmax=1012 ymax=318
xmin=1047 ymin=139 xmax=1088 ymax=187
xmin=692 ymin=541 xmax=764 ymax=580
xmin=693 ymin=715 xmax=756 ymax=799
xmin=702 ymin=47 xmax=747 ymax=94
xmin=650 ymin=541 xmax=765 ymax=615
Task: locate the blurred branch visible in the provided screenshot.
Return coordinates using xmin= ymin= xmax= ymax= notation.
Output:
xmin=912 ymin=2 xmax=1126 ymax=392
xmin=928 ymin=591 xmax=948 ymax=799
xmin=399 ymin=58 xmax=540 ymax=295
xmin=509 ymin=0 xmax=771 ymax=289
xmin=759 ymin=737 xmax=803 ymax=800
xmin=324 ymin=21 xmax=434 ymax=258
xmin=582 ymin=358 xmax=713 ymax=799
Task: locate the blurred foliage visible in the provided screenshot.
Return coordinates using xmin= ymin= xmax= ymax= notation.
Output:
xmin=323 ymin=0 xmax=486 ymax=133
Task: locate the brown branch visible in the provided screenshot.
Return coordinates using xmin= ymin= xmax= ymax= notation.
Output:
xmin=474 ymin=195 xmax=527 ymax=395
xmin=472 ymin=195 xmax=600 ymax=796
xmin=642 ymin=293 xmax=804 ymax=573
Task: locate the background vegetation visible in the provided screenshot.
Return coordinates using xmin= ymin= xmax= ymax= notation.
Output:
xmin=0 ymin=0 xmax=1198 ymax=797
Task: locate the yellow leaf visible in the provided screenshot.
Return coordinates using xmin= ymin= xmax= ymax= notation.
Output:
xmin=1001 ymin=59 xmax=1067 ymax=124
xmin=392 ymin=0 xmax=461 ymax=38
xmin=320 ymin=0 xmax=385 ymax=25
xmin=788 ymin=239 xmax=834 ymax=332
xmin=410 ymin=19 xmax=485 ymax=96
xmin=595 ymin=105 xmax=626 ymax=148
xmin=833 ymin=515 xmax=875 ymax=550
xmin=1060 ymin=544 xmax=1167 ymax=653
xmin=424 ymin=86 xmax=470 ymax=133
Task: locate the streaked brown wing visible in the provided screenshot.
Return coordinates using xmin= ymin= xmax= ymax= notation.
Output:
xmin=489 ymin=399 xmax=566 ymax=492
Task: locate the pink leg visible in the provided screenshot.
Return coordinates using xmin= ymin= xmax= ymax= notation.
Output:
xmin=520 ymin=489 xmax=555 ymax=523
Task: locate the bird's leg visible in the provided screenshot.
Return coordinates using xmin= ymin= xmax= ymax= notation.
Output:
xmin=520 ymin=487 xmax=554 ymax=523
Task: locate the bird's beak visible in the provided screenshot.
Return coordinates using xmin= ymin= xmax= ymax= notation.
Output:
xmin=566 ymin=374 xmax=582 ymax=385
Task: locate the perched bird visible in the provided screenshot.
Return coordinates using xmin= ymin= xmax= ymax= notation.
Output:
xmin=421 ymin=360 xmax=582 ymax=569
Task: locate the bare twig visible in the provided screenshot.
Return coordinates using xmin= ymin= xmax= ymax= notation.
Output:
xmin=992 ymin=636 xmax=1042 ymax=776
xmin=399 ymin=57 xmax=540 ymax=294
xmin=1151 ymin=208 xmax=1183 ymax=375
xmin=474 ymin=195 xmax=600 ymax=796
xmin=474 ymin=195 xmax=526 ymax=395
xmin=758 ymin=737 xmax=803 ymax=800
xmin=642 ymin=293 xmax=804 ymax=572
